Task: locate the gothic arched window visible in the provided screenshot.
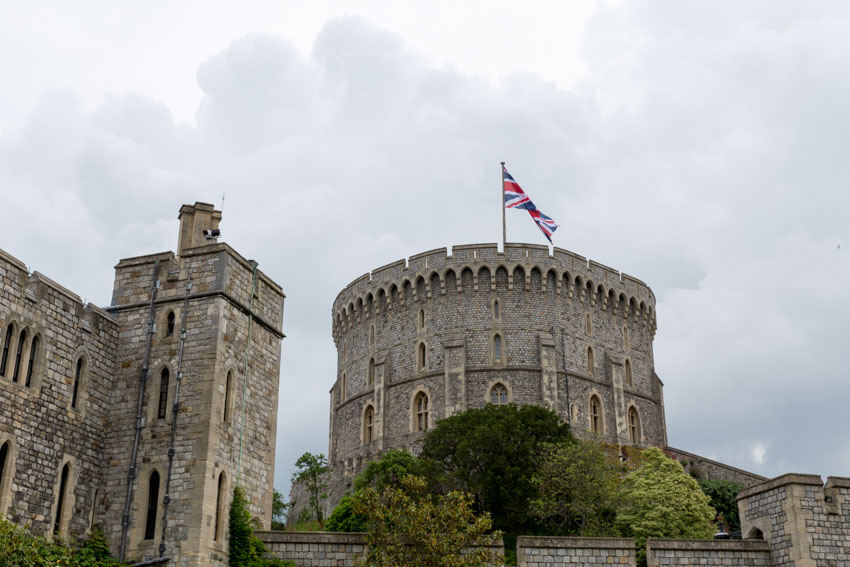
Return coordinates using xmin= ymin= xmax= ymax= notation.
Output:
xmin=490 ymin=383 xmax=508 ymax=405
xmin=71 ymin=358 xmax=84 ymax=409
xmin=628 ymin=407 xmax=640 ymax=443
xmin=11 ymin=329 xmax=26 ymax=383
xmin=493 ymin=334 xmax=502 ymax=362
xmin=364 ymin=406 xmax=374 ymax=444
xmin=368 ymin=358 xmax=375 ymax=386
xmin=0 ymin=325 xmax=11 ymax=376
xmin=166 ymin=311 xmax=176 ymax=336
xmin=415 ymin=393 xmax=429 ymax=431
xmin=590 ymin=395 xmax=601 ymax=433
xmin=25 ymin=335 xmax=39 ymax=387
xmin=418 ymin=343 xmax=426 ymax=372
xmin=144 ymin=471 xmax=160 ymax=540
xmin=157 ymin=368 xmax=169 ymax=420
xmin=587 ymin=347 xmax=595 ymax=377
xmin=625 ymin=359 xmax=633 ymax=387
xmin=53 ymin=463 xmax=70 ymax=537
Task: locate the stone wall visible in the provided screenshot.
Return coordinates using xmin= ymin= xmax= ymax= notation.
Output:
xmin=665 ymin=447 xmax=767 ymax=486
xmin=325 ymin=243 xmax=665 ymax=514
xmin=517 ymin=536 xmax=636 ymax=567
xmin=257 ymin=531 xmax=503 ymax=566
xmin=646 ymin=539 xmax=771 ymax=567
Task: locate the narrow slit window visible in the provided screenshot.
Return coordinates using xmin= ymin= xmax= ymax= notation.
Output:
xmin=493 ymin=334 xmax=502 ymax=361
xmin=419 ymin=309 xmax=425 ymax=330
xmin=364 ymin=406 xmax=374 ymax=444
xmin=12 ymin=330 xmax=26 ymax=383
xmin=144 ymin=471 xmax=160 ymax=540
xmin=224 ymin=371 xmax=233 ymax=423
xmin=418 ymin=344 xmax=426 ymax=371
xmin=157 ymin=368 xmax=169 ymax=419
xmin=0 ymin=442 xmax=8 ymax=500
xmin=415 ymin=393 xmax=429 ymax=431
xmin=590 ymin=396 xmax=601 ymax=433
xmin=493 ymin=300 xmax=500 ymax=319
xmin=625 ymin=359 xmax=633 ymax=386
xmin=587 ymin=347 xmax=594 ymax=377
xmin=54 ymin=463 xmax=69 ymax=536
xmin=628 ymin=407 xmax=640 ymax=443
xmin=585 ymin=314 xmax=592 ymax=335
xmin=166 ymin=312 xmax=175 ymax=336
xmin=25 ymin=336 xmax=38 ymax=387
xmin=214 ymin=473 xmax=225 ymax=542
xmin=0 ymin=327 xmax=12 ymax=376
xmin=341 ymin=373 xmax=346 ymax=400
xmin=623 ymin=326 xmax=630 ymax=351
xmin=71 ymin=358 xmax=83 ymax=409
xmin=368 ymin=358 xmax=375 ymax=386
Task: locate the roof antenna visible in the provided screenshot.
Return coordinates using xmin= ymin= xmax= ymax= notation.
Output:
xmin=220 ymin=192 xmax=225 ymax=215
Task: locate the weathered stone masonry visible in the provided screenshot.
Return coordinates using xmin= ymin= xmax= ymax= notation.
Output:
xmin=0 ymin=202 xmax=284 ymax=567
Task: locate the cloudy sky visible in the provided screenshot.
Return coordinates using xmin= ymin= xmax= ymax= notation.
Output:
xmin=2 ymin=1 xmax=849 ymax=495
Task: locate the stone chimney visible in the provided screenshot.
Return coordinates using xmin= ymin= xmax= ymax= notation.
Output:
xmin=177 ymin=202 xmax=222 ymax=256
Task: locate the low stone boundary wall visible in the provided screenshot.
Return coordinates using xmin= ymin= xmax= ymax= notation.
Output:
xmin=646 ymin=539 xmax=771 ymax=567
xmin=517 ymin=536 xmax=636 ymax=567
xmin=257 ymin=531 xmax=503 ymax=566
xmin=256 ymin=531 xmax=368 ymax=567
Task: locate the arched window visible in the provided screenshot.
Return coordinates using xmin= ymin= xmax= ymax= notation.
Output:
xmin=144 ymin=471 xmax=160 ymax=540
xmin=341 ymin=373 xmax=347 ymax=400
xmin=364 ymin=406 xmax=374 ymax=444
xmin=623 ymin=326 xmax=630 ymax=351
xmin=54 ymin=463 xmax=70 ymax=536
xmin=0 ymin=326 xmax=11 ymax=376
xmin=224 ymin=371 xmax=233 ymax=423
xmin=628 ymin=407 xmax=640 ymax=443
xmin=166 ymin=311 xmax=176 ymax=336
xmin=590 ymin=396 xmax=601 ymax=433
xmin=418 ymin=309 xmax=425 ymax=330
xmin=415 ymin=393 xmax=429 ymax=431
xmin=12 ymin=329 xmax=26 ymax=383
xmin=587 ymin=347 xmax=594 ymax=377
xmin=625 ymin=359 xmax=633 ymax=387
xmin=493 ymin=334 xmax=502 ymax=362
xmin=585 ymin=314 xmax=592 ymax=335
xmin=418 ymin=343 xmax=426 ymax=372
xmin=214 ymin=472 xmax=225 ymax=542
xmin=71 ymin=358 xmax=83 ymax=409
xmin=493 ymin=300 xmax=500 ymax=319
xmin=370 ymin=325 xmax=375 ymax=347
xmin=25 ymin=335 xmax=38 ymax=387
xmin=368 ymin=358 xmax=375 ymax=386
xmin=157 ymin=368 xmax=169 ymax=420
xmin=490 ymin=383 xmax=508 ymax=405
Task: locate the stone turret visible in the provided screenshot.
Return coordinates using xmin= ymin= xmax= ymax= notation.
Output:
xmin=177 ymin=202 xmax=222 ymax=256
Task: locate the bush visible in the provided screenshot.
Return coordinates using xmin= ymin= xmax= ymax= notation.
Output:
xmin=698 ymin=479 xmax=743 ymax=532
xmin=0 ymin=520 xmax=126 ymax=567
xmin=229 ymin=485 xmax=296 ymax=567
xmin=325 ymin=494 xmax=367 ymax=532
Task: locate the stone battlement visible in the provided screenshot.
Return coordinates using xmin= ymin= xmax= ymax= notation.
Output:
xmin=333 ymin=242 xmax=656 ymax=344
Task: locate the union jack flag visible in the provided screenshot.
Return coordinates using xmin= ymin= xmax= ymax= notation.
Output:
xmin=503 ymin=166 xmax=559 ymax=244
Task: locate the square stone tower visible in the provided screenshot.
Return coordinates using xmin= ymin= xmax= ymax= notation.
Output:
xmin=99 ymin=202 xmax=285 ymax=566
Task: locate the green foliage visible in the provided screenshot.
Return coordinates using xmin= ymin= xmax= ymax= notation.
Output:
xmin=0 ymin=520 xmax=127 ymax=567
xmin=324 ymin=494 xmax=367 ymax=532
xmin=288 ymin=520 xmax=324 ymax=532
xmin=698 ymin=479 xmax=743 ymax=533
xmin=616 ymin=448 xmax=717 ymax=566
xmin=229 ymin=486 xmax=295 ymax=567
xmin=420 ymin=403 xmax=572 ymax=536
xmin=354 ymin=449 xmax=425 ymax=492
xmin=271 ymin=489 xmax=288 ymax=531
xmin=530 ymin=440 xmax=620 ymax=536
xmin=292 ymin=452 xmax=328 ymax=525
xmin=353 ymin=475 xmax=502 ymax=567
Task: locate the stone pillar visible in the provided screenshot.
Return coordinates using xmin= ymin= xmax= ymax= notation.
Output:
xmin=373 ymin=355 xmax=388 ymax=451
xmin=539 ymin=332 xmax=558 ymax=412
xmin=443 ymin=334 xmax=466 ymax=417
xmin=608 ymin=353 xmax=628 ymax=443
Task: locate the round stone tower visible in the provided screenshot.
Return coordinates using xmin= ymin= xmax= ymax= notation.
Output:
xmin=324 ymin=242 xmax=666 ymax=504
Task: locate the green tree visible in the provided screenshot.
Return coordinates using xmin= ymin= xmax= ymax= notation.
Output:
xmin=698 ymin=479 xmax=743 ymax=533
xmin=354 ymin=449 xmax=425 ymax=492
xmin=420 ymin=404 xmax=572 ymax=535
xmin=616 ymin=448 xmax=716 ymax=566
xmin=271 ymin=489 xmax=288 ymax=530
xmin=292 ymin=452 xmax=328 ymax=525
xmin=353 ymin=475 xmax=502 ymax=567
xmin=229 ymin=486 xmax=295 ymax=567
xmin=324 ymin=494 xmax=368 ymax=532
xmin=530 ymin=439 xmax=620 ymax=536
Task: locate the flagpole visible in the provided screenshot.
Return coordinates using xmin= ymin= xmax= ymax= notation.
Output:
xmin=501 ymin=161 xmax=506 ymax=251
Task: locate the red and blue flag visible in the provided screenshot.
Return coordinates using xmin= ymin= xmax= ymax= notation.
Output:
xmin=503 ymin=166 xmax=559 ymax=243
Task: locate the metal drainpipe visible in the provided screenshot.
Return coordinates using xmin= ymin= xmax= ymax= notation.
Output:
xmin=120 ymin=262 xmax=160 ymax=561
xmin=236 ymin=260 xmax=259 ymax=486
xmin=158 ymin=280 xmax=192 ymax=558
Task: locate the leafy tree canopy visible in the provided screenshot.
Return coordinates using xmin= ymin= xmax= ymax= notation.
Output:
xmin=530 ymin=439 xmax=620 ymax=536
xmin=698 ymin=479 xmax=743 ymax=533
xmin=353 ymin=475 xmax=502 ymax=567
xmin=325 ymin=494 xmax=368 ymax=533
xmin=419 ymin=403 xmax=572 ymax=534
xmin=292 ymin=452 xmax=328 ymax=525
xmin=354 ymin=449 xmax=425 ymax=492
xmin=271 ymin=489 xmax=288 ymax=531
xmin=616 ymin=448 xmax=717 ymax=566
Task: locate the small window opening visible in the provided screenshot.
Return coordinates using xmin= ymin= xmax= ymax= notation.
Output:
xmin=418 ymin=343 xmax=426 ymax=372
xmin=625 ymin=359 xmax=633 ymax=386
xmin=144 ymin=471 xmax=160 ymax=539
xmin=166 ymin=312 xmax=175 ymax=336
xmin=71 ymin=358 xmax=83 ymax=409
xmin=493 ymin=300 xmax=500 ymax=319
xmin=54 ymin=463 xmax=69 ymax=536
xmin=628 ymin=407 xmax=640 ymax=443
xmin=493 ymin=334 xmax=502 ymax=361
xmin=224 ymin=371 xmax=233 ymax=423
xmin=0 ymin=442 xmax=8 ymax=499
xmin=214 ymin=473 xmax=224 ymax=542
xmin=624 ymin=326 xmax=630 ymax=351
xmin=12 ymin=330 xmax=26 ymax=383
xmin=590 ymin=396 xmax=601 ymax=433
xmin=415 ymin=393 xmax=429 ymax=431
xmin=585 ymin=314 xmax=592 ymax=335
xmin=370 ymin=325 xmax=375 ymax=346
xmin=419 ymin=309 xmax=425 ymax=330
xmin=490 ymin=383 xmax=508 ymax=405
xmin=364 ymin=406 xmax=374 ymax=444
xmin=587 ymin=347 xmax=594 ymax=377
xmin=25 ymin=336 xmax=38 ymax=387
xmin=0 ymin=327 xmax=10 ymax=376
xmin=368 ymin=358 xmax=375 ymax=386
xmin=157 ymin=368 xmax=169 ymax=420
